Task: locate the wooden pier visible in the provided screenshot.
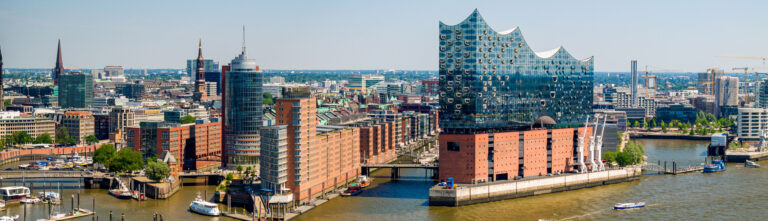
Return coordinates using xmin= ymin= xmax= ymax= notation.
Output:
xmin=44 ymin=208 xmax=94 ymax=221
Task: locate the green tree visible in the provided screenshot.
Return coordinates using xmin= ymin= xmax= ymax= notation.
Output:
xmin=180 ymin=115 xmax=197 ymax=124
xmin=728 ymin=142 xmax=742 ymax=150
xmin=109 ymin=148 xmax=144 ymax=173
xmin=12 ymin=131 xmax=34 ymax=145
xmin=644 ymin=121 xmax=650 ymax=131
xmin=617 ymin=132 xmax=623 ymax=145
xmin=602 ymin=151 xmax=616 ymax=164
xmin=615 ymin=152 xmax=633 ymax=167
xmin=145 ymin=160 xmax=171 ymax=182
xmin=236 ymin=165 xmax=243 ymax=174
xmin=633 ymin=121 xmax=640 ymax=128
xmin=262 ymin=92 xmax=274 ymax=105
xmin=661 ymin=121 xmax=668 ymax=133
xmin=35 ymin=133 xmax=53 ymax=144
xmin=624 ymin=141 xmax=645 ymax=165
xmin=85 ymin=135 xmax=99 ymax=145
xmin=651 ymin=120 xmax=657 ymax=128
xmin=245 ymin=166 xmax=252 ymax=177
xmin=226 ymin=173 xmax=234 ymax=182
xmin=93 ymin=144 xmax=116 ymax=166
xmin=3 ymin=99 xmax=10 ymax=107
xmin=55 ymin=127 xmax=75 ymax=145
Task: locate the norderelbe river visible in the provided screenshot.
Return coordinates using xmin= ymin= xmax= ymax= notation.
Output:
xmin=5 ymin=139 xmax=768 ymax=220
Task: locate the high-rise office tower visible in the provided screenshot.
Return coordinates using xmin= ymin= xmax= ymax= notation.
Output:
xmin=58 ymin=72 xmax=93 ymax=108
xmin=0 ymin=45 xmax=4 ymax=110
xmin=714 ymin=75 xmax=738 ymax=116
xmin=438 ymin=10 xmax=594 ymax=183
xmin=53 ymin=39 xmax=64 ymax=85
xmin=193 ymin=40 xmax=207 ymax=102
xmin=631 ymin=60 xmax=637 ymax=107
xmin=223 ymin=28 xmax=263 ymax=169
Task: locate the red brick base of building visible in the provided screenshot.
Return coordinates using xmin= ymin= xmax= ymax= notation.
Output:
xmin=439 ymin=127 xmax=593 ymax=183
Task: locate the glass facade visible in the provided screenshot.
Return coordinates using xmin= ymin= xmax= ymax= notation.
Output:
xmin=224 ymin=51 xmax=263 ymax=167
xmin=186 ymin=59 xmax=219 ymax=81
xmin=58 ymin=72 xmax=93 ymax=108
xmin=439 ymin=10 xmax=593 ymax=133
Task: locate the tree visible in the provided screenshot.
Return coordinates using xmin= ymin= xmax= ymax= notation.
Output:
xmin=109 ymin=148 xmax=144 ymax=173
xmin=55 ymin=127 xmax=75 ymax=145
xmin=236 ymin=165 xmax=243 ymax=174
xmin=11 ymin=131 xmax=34 ymax=145
xmin=262 ymin=92 xmax=274 ymax=105
xmin=615 ymin=152 xmax=633 ymax=167
xmin=661 ymin=121 xmax=668 ymax=133
xmin=85 ymin=135 xmax=99 ymax=145
xmin=145 ymin=160 xmax=171 ymax=182
xmin=617 ymin=132 xmax=623 ymax=145
xmin=624 ymin=141 xmax=645 ymax=165
xmin=93 ymin=144 xmax=116 ymax=166
xmin=35 ymin=133 xmax=53 ymax=144
xmin=180 ymin=115 xmax=197 ymax=124
xmin=651 ymin=120 xmax=657 ymax=128
xmin=644 ymin=121 xmax=650 ymax=131
xmin=3 ymin=99 xmax=10 ymax=107
xmin=633 ymin=121 xmax=640 ymax=128
xmin=728 ymin=142 xmax=742 ymax=150
xmin=602 ymin=151 xmax=616 ymax=164
xmin=245 ymin=166 xmax=252 ymax=177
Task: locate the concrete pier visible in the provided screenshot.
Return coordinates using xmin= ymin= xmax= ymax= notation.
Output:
xmin=429 ymin=167 xmax=642 ymax=206
xmin=725 ymin=151 xmax=768 ymax=162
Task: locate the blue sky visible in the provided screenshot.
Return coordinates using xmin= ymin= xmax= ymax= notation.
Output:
xmin=1 ymin=0 xmax=767 ymax=72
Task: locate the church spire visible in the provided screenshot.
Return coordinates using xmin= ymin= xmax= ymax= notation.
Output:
xmin=197 ymin=38 xmax=203 ymax=60
xmin=54 ymin=38 xmax=64 ymax=84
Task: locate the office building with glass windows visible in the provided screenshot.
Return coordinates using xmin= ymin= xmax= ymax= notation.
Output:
xmin=438 ymin=10 xmax=595 ymax=183
xmin=58 ymin=72 xmax=93 ymax=108
xmin=222 ymin=44 xmax=263 ymax=169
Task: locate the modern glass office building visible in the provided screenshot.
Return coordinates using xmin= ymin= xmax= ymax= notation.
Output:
xmin=438 ymin=10 xmax=593 ymax=133
xmin=58 ymin=72 xmax=93 ymax=108
xmin=223 ymin=47 xmax=263 ymax=168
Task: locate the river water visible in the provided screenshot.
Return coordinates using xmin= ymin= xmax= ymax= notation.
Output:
xmin=6 ymin=139 xmax=767 ymax=220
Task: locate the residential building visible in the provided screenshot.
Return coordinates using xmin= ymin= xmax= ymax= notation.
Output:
xmin=697 ymin=68 xmax=723 ymax=95
xmin=714 ymin=76 xmax=738 ymax=116
xmin=58 ymin=72 xmax=93 ymax=108
xmin=94 ymin=113 xmax=110 ymax=140
xmin=259 ymin=125 xmax=288 ymax=193
xmin=126 ymin=120 xmax=222 ymax=172
xmin=737 ymin=108 xmax=768 ymax=143
xmin=0 ymin=116 xmax=56 ymax=138
xmin=109 ymin=107 xmax=135 ymax=142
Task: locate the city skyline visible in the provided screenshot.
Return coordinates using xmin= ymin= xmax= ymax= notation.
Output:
xmin=1 ymin=1 xmax=767 ymax=72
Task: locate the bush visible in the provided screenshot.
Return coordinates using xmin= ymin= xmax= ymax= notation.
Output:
xmin=226 ymin=173 xmax=234 ymax=181
xmin=602 ymin=151 xmax=616 ymax=163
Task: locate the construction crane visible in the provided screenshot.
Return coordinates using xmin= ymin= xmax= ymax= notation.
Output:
xmin=732 ymin=67 xmax=768 ymax=105
xmin=718 ymin=55 xmax=768 ymax=65
xmin=641 ymin=66 xmax=682 ymax=99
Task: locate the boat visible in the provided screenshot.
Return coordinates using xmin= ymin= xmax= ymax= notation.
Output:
xmin=39 ymin=192 xmax=61 ymax=204
xmin=132 ymin=190 xmax=146 ymax=201
xmin=108 ymin=189 xmax=132 ymax=199
xmin=703 ymin=160 xmax=726 ymax=173
xmin=614 ymin=202 xmax=646 ymax=210
xmin=0 ymin=215 xmax=18 ymax=221
xmin=341 ymin=184 xmax=363 ymax=196
xmin=0 ymin=187 xmax=31 ymax=203
xmin=20 ymin=197 xmax=41 ymax=204
xmin=189 ymin=194 xmax=221 ymax=216
xmin=358 ymin=175 xmax=371 ymax=188
xmin=0 ymin=199 xmax=5 ymax=209
xmin=745 ymin=160 xmax=760 ymax=168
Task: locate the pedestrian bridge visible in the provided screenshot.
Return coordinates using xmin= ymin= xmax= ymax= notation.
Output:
xmin=361 ymin=164 xmax=438 ymax=179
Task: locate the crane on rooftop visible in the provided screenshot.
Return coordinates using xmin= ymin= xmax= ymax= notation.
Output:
xmin=641 ymin=66 xmax=682 ymax=99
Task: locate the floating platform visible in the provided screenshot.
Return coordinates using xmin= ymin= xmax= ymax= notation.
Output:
xmin=44 ymin=208 xmax=94 ymax=221
xmin=429 ymin=167 xmax=642 ymax=207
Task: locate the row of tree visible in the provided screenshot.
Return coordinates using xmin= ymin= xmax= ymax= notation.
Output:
xmin=0 ymin=128 xmax=101 ymax=149
xmin=628 ymin=111 xmax=734 ymax=136
xmin=93 ymin=144 xmax=170 ymax=182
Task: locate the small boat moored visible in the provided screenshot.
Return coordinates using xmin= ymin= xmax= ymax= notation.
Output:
xmin=341 ymin=184 xmax=363 ymax=196
xmin=745 ymin=160 xmax=760 ymax=168
xmin=358 ymin=175 xmax=371 ymax=188
xmin=189 ymin=193 xmax=220 ymax=216
xmin=0 ymin=187 xmax=31 ymax=203
xmin=19 ymin=197 xmax=41 ymax=204
xmin=614 ymin=202 xmax=646 ymax=210
xmin=108 ymin=189 xmax=132 ymax=200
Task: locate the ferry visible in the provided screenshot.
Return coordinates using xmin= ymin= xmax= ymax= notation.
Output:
xmin=703 ymin=160 xmax=726 ymax=173
xmin=341 ymin=184 xmax=363 ymax=196
xmin=189 ymin=194 xmax=221 ymax=216
xmin=745 ymin=160 xmax=760 ymax=168
xmin=108 ymin=189 xmax=132 ymax=199
xmin=358 ymin=176 xmax=371 ymax=188
xmin=0 ymin=187 xmax=30 ymax=203
xmin=614 ymin=202 xmax=645 ymax=210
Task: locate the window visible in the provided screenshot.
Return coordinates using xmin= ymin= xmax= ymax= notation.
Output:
xmin=447 ymin=142 xmax=460 ymax=152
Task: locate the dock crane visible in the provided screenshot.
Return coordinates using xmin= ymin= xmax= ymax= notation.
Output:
xmin=588 ymin=114 xmax=598 ymax=172
xmin=577 ymin=116 xmax=589 ymax=173
xmin=594 ymin=114 xmax=607 ymax=171
xmin=641 ymin=66 xmax=682 ymax=99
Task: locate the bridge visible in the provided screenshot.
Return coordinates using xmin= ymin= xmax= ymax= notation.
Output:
xmin=642 ymin=161 xmax=704 ymax=175
xmin=361 ymin=164 xmax=438 ymax=179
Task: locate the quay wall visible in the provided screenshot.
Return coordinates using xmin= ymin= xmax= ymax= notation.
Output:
xmin=429 ymin=167 xmax=642 ymax=206
xmin=0 ymin=146 xmax=97 ymax=166
xmin=629 ymin=133 xmax=711 ymax=140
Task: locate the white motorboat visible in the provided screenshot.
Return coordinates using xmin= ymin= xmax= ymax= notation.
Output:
xmin=189 ymin=194 xmax=220 ymax=216
xmin=0 ymin=215 xmax=18 ymax=221
xmin=20 ymin=197 xmax=41 ymax=204
xmin=0 ymin=186 xmax=31 ymax=202
xmin=745 ymin=160 xmax=760 ymax=168
xmin=614 ymin=202 xmax=646 ymax=210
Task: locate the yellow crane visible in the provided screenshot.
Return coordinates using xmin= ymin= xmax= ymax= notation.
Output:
xmin=641 ymin=66 xmax=682 ymax=99
xmin=718 ymin=55 xmax=768 ymax=65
